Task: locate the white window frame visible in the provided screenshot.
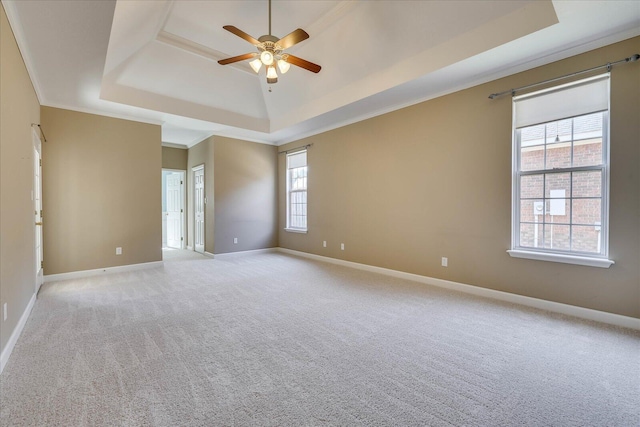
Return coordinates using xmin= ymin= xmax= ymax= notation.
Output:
xmin=285 ymin=149 xmax=308 ymax=233
xmin=508 ymin=75 xmax=614 ymax=268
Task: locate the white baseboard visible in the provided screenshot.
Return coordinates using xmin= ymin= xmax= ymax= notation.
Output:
xmin=44 ymin=261 xmax=164 ymax=283
xmin=215 ymin=247 xmax=278 ymax=259
xmin=204 ymin=251 xmax=215 ymax=258
xmin=277 ymin=248 xmax=640 ymax=330
xmin=0 ymin=292 xmax=36 ymax=374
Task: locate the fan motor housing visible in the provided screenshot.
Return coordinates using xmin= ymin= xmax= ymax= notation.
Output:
xmin=258 ymin=35 xmax=279 ymax=43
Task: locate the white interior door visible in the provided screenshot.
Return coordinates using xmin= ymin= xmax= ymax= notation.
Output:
xmin=194 ymin=167 xmax=205 ymax=253
xmin=166 ymin=172 xmax=183 ymax=248
xmin=33 ymin=130 xmax=43 ymax=292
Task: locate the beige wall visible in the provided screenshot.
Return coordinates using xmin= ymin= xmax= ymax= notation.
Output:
xmin=279 ymin=36 xmax=640 ymax=318
xmin=0 ymin=5 xmax=41 ymax=355
xmin=213 ymin=137 xmax=278 ymax=253
xmin=41 ymin=107 xmax=162 ymax=274
xmin=162 ymin=146 xmax=187 ymax=170
xmin=187 ymin=138 xmax=215 ymax=253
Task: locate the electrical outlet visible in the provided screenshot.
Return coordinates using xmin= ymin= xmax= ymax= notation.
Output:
xmin=441 ymin=257 xmax=448 ymax=267
xmin=3 ymin=303 xmax=7 ymax=321
xmin=116 ymin=247 xmax=122 ymax=255
xmin=341 ymin=243 xmax=345 ymax=251
xmin=323 ymin=241 xmax=327 ymax=248
xmin=233 ymin=238 xmax=238 ymax=244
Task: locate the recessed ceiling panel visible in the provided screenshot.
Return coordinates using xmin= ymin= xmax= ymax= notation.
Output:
xmin=115 ymin=41 xmax=267 ymax=119
xmin=164 ymin=1 xmax=342 ymax=55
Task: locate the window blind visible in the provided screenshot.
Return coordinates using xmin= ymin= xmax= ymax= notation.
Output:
xmin=514 ymin=74 xmax=609 ymax=129
xmin=287 ymin=150 xmax=307 ymax=169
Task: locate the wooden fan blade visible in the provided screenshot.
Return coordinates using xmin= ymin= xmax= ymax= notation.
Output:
xmin=285 ymin=55 xmax=321 ymax=73
xmin=218 ymin=52 xmax=257 ymax=65
xmin=223 ymin=25 xmax=260 ymax=46
xmin=277 ymin=28 xmax=309 ymax=50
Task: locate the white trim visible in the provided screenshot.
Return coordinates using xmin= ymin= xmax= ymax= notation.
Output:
xmin=1 ymin=1 xmax=44 ymax=104
xmin=276 ymin=248 xmax=638 ymax=330
xmin=192 ymin=165 xmax=205 ymax=254
xmin=286 ymin=150 xmax=308 ymax=231
xmin=41 ymin=101 xmax=165 ymax=126
xmin=511 ymin=82 xmax=611 ymax=263
xmin=507 ymin=250 xmax=614 ymax=268
xmin=43 ymin=261 xmax=163 ymax=283
xmin=214 ymin=248 xmax=278 ymax=258
xmin=0 ymin=293 xmax=36 ymax=374
xmin=162 ymin=168 xmax=186 ymax=249
xmin=161 ymin=142 xmax=188 ymax=149
xmin=204 ymin=251 xmax=215 ymax=258
xmin=186 ymin=245 xmax=193 ymax=251
xmin=284 ymin=228 xmax=308 ymax=234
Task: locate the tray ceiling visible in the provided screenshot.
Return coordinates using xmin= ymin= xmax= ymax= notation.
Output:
xmin=4 ymin=1 xmax=640 ymax=146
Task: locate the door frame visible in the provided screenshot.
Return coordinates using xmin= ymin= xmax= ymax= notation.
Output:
xmin=32 ymin=128 xmax=43 ymax=293
xmin=162 ymin=168 xmax=186 ymax=249
xmin=192 ymin=164 xmax=205 ymax=253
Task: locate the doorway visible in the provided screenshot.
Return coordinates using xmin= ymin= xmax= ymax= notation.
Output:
xmin=33 ymin=129 xmax=43 ymax=293
xmin=193 ymin=165 xmax=205 ymax=254
xmin=162 ymin=169 xmax=185 ymax=249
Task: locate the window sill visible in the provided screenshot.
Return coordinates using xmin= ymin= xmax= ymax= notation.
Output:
xmin=507 ymin=250 xmax=614 ymax=268
xmin=284 ymin=228 xmax=307 ymax=234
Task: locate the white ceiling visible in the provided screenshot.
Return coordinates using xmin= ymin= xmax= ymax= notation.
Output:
xmin=3 ymin=1 xmax=640 ymax=147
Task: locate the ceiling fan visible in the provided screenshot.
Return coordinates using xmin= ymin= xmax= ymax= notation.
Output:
xmin=217 ymin=0 xmax=321 ymax=84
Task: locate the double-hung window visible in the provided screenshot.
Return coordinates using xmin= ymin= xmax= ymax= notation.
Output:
xmin=286 ymin=150 xmax=308 ymax=232
xmin=509 ymin=74 xmax=613 ymax=268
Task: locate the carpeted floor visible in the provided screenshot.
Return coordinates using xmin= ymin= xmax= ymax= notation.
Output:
xmin=1 ymin=252 xmax=638 ymax=426
xmin=162 ymin=247 xmax=209 ymax=262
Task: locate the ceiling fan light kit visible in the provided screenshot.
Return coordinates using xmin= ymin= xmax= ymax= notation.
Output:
xmin=277 ymin=58 xmax=290 ymax=74
xmin=217 ymin=0 xmax=321 ymax=84
xmin=249 ymin=59 xmax=262 ymax=73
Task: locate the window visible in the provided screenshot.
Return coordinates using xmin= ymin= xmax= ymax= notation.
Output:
xmin=286 ymin=150 xmax=307 ymax=232
xmin=509 ymin=74 xmax=613 ymax=268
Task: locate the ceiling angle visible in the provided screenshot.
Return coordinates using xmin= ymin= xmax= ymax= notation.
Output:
xmin=217 ymin=0 xmax=321 ymax=84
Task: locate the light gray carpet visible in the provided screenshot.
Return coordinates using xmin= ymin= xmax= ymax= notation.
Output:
xmin=1 ymin=252 xmax=638 ymax=426
xmin=162 ymin=248 xmax=208 ymax=262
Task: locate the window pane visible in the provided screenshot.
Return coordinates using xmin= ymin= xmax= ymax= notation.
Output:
xmin=520 ymin=223 xmax=543 ymax=249
xmin=572 ymin=199 xmax=601 ymax=226
xmin=521 ymin=124 xmax=545 ymax=146
xmin=545 ymin=173 xmax=570 ymax=199
xmin=521 ymin=144 xmax=544 ymax=171
xmin=290 ymin=190 xmax=307 ymax=229
xmin=573 ymin=112 xmax=603 ymax=139
xmin=545 ymin=119 xmax=572 ymax=144
xmin=520 ymin=174 xmax=543 ymax=199
xmin=545 ymin=199 xmax=570 ymax=224
xmin=543 ymin=224 xmax=570 ymax=251
xmin=571 ymin=225 xmax=601 ymax=253
xmin=573 ymin=138 xmax=603 ymax=167
xmin=291 ymin=167 xmax=308 ymax=191
xmin=573 ymin=113 xmax=603 ymax=167
xmin=545 ymin=140 xmax=571 ymax=169
xmin=572 ymin=171 xmax=601 ymax=197
xmin=521 ymin=200 xmax=544 ymax=223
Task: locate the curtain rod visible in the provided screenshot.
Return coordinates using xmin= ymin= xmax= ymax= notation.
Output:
xmin=31 ymin=123 xmax=47 ymax=142
xmin=488 ymin=53 xmax=639 ymax=100
xmin=278 ymin=143 xmax=312 ymax=155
